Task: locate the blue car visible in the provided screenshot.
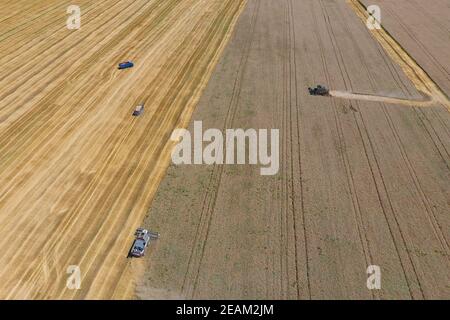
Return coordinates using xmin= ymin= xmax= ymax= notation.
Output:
xmin=118 ymin=61 xmax=134 ymax=70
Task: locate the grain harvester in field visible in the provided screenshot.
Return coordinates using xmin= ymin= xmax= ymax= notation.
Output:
xmin=308 ymin=85 xmax=329 ymax=96
xmin=128 ymin=228 xmax=160 ymax=258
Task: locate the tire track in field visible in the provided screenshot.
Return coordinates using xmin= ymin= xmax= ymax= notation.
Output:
xmin=280 ymin=0 xmax=295 ymax=298
xmin=316 ymin=0 xmax=376 ymax=299
xmin=409 ymin=0 xmax=450 ymax=34
xmin=287 ymin=0 xmax=309 ymax=299
xmin=415 ymin=108 xmax=450 ymax=163
xmin=180 ymin=0 xmax=256 ymax=299
xmin=279 ymin=1 xmax=287 ymax=298
xmin=362 ymin=17 xmax=450 ymax=166
xmin=326 ymin=0 xmax=433 ymax=298
xmin=313 ymin=0 xmax=422 ymax=299
xmin=384 ymin=6 xmax=450 ymax=86
xmin=334 ymin=0 xmax=450 ymax=297
xmin=375 ymin=1 xmax=450 ymax=143
xmin=347 ymin=0 xmax=450 ymax=113
xmin=347 ymin=0 xmax=450 ymax=281
xmin=281 ymin=0 xmax=290 ymax=299
xmin=340 ymin=4 xmax=450 ymax=257
xmin=287 ymin=0 xmax=301 ymax=299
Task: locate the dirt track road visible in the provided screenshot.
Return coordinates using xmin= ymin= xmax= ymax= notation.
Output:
xmin=0 ymin=0 xmax=245 ymax=299
xmin=139 ymin=0 xmax=450 ymax=299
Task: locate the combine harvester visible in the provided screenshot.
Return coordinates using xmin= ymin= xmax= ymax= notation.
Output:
xmin=308 ymin=85 xmax=329 ymax=96
xmin=128 ymin=228 xmax=160 ymax=258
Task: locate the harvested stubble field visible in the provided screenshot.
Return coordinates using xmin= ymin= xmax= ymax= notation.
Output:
xmin=0 ymin=0 xmax=246 ymax=299
xmin=1 ymin=0 xmax=449 ymax=300
xmin=139 ymin=0 xmax=450 ymax=299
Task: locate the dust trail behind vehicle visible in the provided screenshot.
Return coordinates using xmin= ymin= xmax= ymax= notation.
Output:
xmin=347 ymin=0 xmax=450 ymax=113
xmin=329 ymin=90 xmax=435 ymax=108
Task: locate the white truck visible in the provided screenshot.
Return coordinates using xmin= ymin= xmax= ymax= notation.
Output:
xmin=133 ymin=104 xmax=144 ymax=116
